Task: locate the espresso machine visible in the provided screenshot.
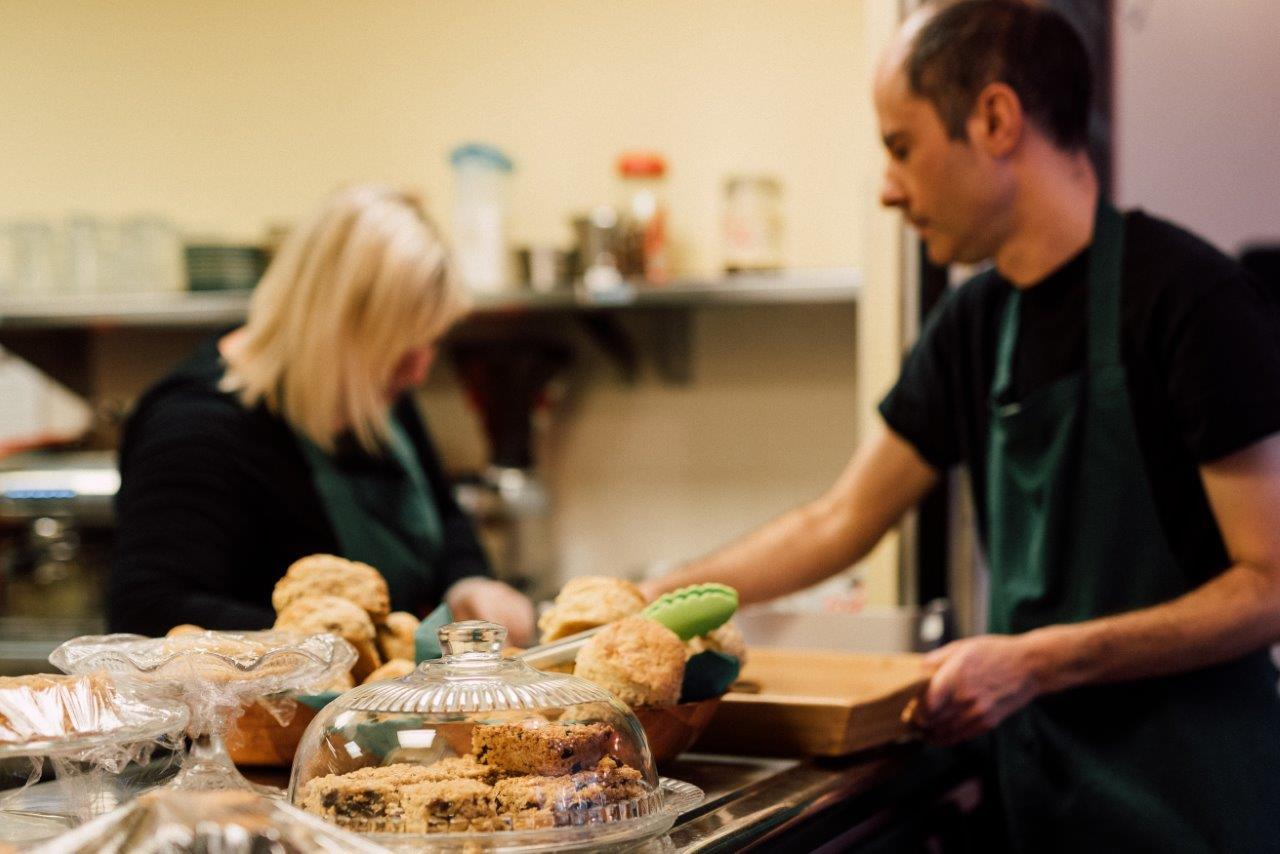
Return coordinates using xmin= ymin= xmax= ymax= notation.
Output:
xmin=0 ymin=450 xmax=117 ymax=673
xmin=450 ymin=337 xmax=572 ymax=600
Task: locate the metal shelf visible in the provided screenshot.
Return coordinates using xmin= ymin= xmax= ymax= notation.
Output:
xmin=0 ymin=269 xmax=860 ymax=392
xmin=0 ymin=290 xmax=251 ymax=329
xmin=0 ymin=268 xmax=860 ymax=329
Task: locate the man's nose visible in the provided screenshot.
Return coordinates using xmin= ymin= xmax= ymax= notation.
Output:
xmin=880 ymin=172 xmax=907 ymax=209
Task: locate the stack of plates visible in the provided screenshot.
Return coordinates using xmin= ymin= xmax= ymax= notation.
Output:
xmin=184 ymin=245 xmax=266 ymax=291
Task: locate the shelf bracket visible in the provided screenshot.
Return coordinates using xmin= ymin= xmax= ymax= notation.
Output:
xmin=647 ymin=307 xmax=693 ymax=385
xmin=573 ymin=313 xmax=639 ymax=385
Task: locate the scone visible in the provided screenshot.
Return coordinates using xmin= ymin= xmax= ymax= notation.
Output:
xmin=363 ymin=658 xmax=416 ymax=684
xmin=685 ymin=619 xmax=748 ymax=665
xmin=274 ymin=595 xmax=381 ymax=682
xmin=471 ymin=722 xmax=613 ymax=776
xmin=273 ymin=554 xmax=391 ymax=624
xmin=166 ymin=624 xmax=205 ymax=638
xmin=377 ymin=611 xmax=419 ymax=662
xmin=537 ymin=576 xmax=647 ymax=642
xmin=575 ymin=616 xmax=685 ymax=707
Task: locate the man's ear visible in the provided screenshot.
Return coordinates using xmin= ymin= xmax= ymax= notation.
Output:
xmin=966 ymin=82 xmax=1023 ymax=158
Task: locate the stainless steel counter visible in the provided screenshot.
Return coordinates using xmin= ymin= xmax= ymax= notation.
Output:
xmin=0 ymin=748 xmax=976 ymax=851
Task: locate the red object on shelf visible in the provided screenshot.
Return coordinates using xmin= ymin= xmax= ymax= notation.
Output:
xmin=617 ymin=152 xmax=667 ymax=178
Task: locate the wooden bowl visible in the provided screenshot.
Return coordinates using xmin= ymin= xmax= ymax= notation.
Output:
xmin=226 ymin=701 xmax=318 ymax=767
xmin=225 ymin=695 xmax=725 ymax=769
xmin=633 ymin=697 xmax=722 ymax=765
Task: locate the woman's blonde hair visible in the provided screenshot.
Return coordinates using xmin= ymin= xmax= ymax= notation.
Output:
xmin=221 ymin=185 xmax=470 ymax=453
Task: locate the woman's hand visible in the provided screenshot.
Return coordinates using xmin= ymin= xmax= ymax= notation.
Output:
xmin=445 ymin=577 xmax=537 ymax=647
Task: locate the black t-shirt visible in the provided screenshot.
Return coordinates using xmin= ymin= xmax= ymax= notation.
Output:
xmin=880 ymin=210 xmax=1280 ymax=584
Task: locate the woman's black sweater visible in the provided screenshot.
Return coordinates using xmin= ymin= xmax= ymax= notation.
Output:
xmin=107 ymin=339 xmax=490 ymax=634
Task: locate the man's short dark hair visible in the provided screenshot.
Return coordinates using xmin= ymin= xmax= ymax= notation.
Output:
xmin=906 ymin=0 xmax=1092 ymax=151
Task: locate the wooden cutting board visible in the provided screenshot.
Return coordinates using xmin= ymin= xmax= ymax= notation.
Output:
xmin=691 ymin=647 xmax=927 ymax=757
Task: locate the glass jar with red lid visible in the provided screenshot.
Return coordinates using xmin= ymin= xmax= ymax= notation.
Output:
xmin=616 ymin=152 xmax=669 ymax=285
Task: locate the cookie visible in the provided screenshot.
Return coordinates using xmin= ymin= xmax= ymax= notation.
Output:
xmin=273 ymin=554 xmax=390 ymax=624
xmin=362 ymin=658 xmax=416 ymax=684
xmin=297 ymin=753 xmax=645 ymax=834
xmin=274 ymin=595 xmax=381 ymax=682
xmin=377 ymin=611 xmax=419 ymax=662
xmin=418 ymin=755 xmax=500 ymax=784
xmin=399 ymin=778 xmax=496 ymax=834
xmin=301 ymin=766 xmax=497 ymax=834
xmin=471 ymin=722 xmax=613 ymax=776
xmin=300 ymin=766 xmax=412 ymax=832
xmin=492 ymin=758 xmax=645 ymax=815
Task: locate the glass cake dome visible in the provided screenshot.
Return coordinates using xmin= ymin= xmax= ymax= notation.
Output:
xmin=288 ymin=620 xmax=701 ymax=851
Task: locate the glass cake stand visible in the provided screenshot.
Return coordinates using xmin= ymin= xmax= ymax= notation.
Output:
xmin=50 ymin=631 xmax=355 ymax=797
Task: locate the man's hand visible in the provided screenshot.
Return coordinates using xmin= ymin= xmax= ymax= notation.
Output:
xmin=911 ymin=634 xmax=1043 ymax=745
xmin=445 ymin=577 xmax=536 ymax=647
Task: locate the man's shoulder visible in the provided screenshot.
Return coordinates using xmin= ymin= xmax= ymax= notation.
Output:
xmin=1124 ymin=209 xmax=1245 ymax=291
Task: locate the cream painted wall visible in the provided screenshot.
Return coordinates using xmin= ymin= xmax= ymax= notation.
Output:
xmin=0 ymin=0 xmax=867 ymax=276
xmin=419 ymin=304 xmax=860 ymax=588
xmin=3 ymin=2 xmax=910 ymax=606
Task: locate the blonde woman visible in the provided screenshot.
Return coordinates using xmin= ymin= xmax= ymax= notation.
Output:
xmin=108 ymin=186 xmax=535 ymax=643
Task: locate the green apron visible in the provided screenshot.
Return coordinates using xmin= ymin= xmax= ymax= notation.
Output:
xmin=297 ymin=420 xmax=443 ymax=613
xmin=984 ymin=200 xmax=1280 ymax=853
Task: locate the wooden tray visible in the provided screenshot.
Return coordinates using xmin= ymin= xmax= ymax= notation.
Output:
xmin=691 ymin=647 xmax=927 ymax=757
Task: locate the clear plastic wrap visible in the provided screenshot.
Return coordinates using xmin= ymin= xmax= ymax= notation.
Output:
xmin=0 ymin=674 xmax=186 ymax=765
xmin=50 ymin=631 xmax=355 ymax=795
xmin=289 ymin=620 xmax=703 ymax=852
xmin=0 ymin=674 xmax=189 ymax=840
xmin=29 ymin=787 xmax=392 ymax=853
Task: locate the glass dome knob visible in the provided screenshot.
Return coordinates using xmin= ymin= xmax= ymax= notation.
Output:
xmin=438 ymin=620 xmax=507 ymax=658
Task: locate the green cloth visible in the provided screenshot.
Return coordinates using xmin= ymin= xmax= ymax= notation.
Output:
xmin=414 ymin=601 xmax=455 ymax=662
xmin=296 ymin=420 xmax=444 ymax=613
xmin=680 ymin=651 xmax=740 ymax=703
xmin=984 ymin=199 xmax=1280 ymax=852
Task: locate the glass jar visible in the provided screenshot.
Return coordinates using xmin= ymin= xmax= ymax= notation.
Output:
xmin=451 ymin=143 xmax=515 ymax=294
xmin=722 ymin=175 xmax=783 ymax=273
xmin=288 ymin=620 xmax=699 ymax=851
xmin=616 ymin=152 xmax=669 ymax=285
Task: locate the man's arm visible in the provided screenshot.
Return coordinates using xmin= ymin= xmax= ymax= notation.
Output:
xmin=639 ymin=423 xmax=939 ymax=605
xmin=915 ymin=431 xmax=1280 ymax=745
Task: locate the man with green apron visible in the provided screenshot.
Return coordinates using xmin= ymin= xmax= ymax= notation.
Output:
xmin=642 ymin=2 xmax=1280 ymax=848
